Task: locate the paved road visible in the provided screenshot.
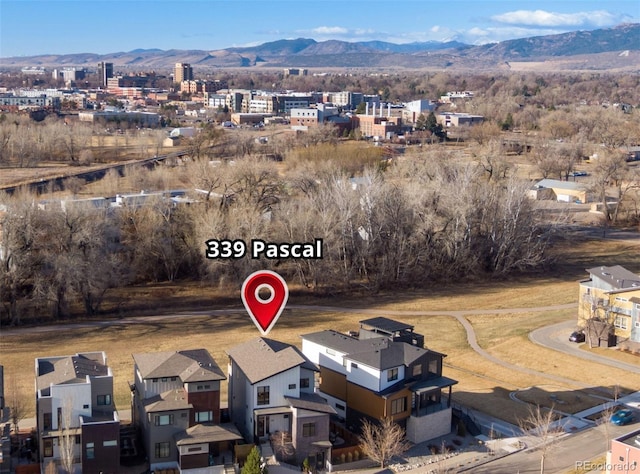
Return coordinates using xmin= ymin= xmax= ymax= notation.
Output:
xmin=530 ymin=319 xmax=640 ymax=374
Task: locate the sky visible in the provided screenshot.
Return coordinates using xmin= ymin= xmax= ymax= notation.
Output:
xmin=1 ymin=0 xmax=638 ymax=57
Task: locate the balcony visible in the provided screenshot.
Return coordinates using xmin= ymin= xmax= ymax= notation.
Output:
xmin=412 ymin=400 xmax=449 ymax=417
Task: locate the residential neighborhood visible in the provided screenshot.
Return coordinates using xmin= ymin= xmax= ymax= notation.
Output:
xmin=1 ymin=6 xmax=639 ymax=474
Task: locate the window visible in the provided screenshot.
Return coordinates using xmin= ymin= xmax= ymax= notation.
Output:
xmin=75 ymin=435 xmax=81 ymax=444
xmin=103 ymin=440 xmax=117 ymax=447
xmin=152 ymin=378 xmax=158 ymax=383
xmin=85 ymin=442 xmax=94 ymax=460
xmin=636 ymin=321 xmax=640 ymax=328
xmin=614 ymin=316 xmax=629 ymax=330
xmin=288 ymin=384 xmax=297 ymax=390
xmin=351 ymin=363 xmax=358 ymax=369
xmin=387 ymin=368 xmax=399 ymax=382
xmin=97 ymin=394 xmax=112 ymax=406
xmin=83 ymin=404 xmax=89 ymax=409
xmin=412 ymin=365 xmax=422 ymax=377
xmin=44 ymin=439 xmax=53 ymax=457
xmin=43 ymin=413 xmax=52 ymax=430
xmin=257 ymin=386 xmax=270 ymax=405
xmin=615 ymin=297 xmax=628 ymax=303
xmin=155 ymin=442 xmax=170 ymax=458
xmin=195 ymin=411 xmax=213 ymax=422
xmin=335 ymin=403 xmax=345 ymax=411
xmin=302 ymin=423 xmax=316 ymax=437
xmin=171 ymin=377 xmax=177 ymax=381
xmin=188 ymin=446 xmax=202 ymax=452
xmin=161 ymin=377 xmax=168 ymax=382
xmin=155 ymin=414 xmax=174 ymax=426
xmin=391 ymin=397 xmax=407 ymax=415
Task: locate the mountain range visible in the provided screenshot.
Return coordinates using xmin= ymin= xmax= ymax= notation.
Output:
xmin=3 ymin=23 xmax=639 ymax=72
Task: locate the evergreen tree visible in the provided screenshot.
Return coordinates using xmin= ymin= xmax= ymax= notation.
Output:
xmin=242 ymin=446 xmax=268 ymax=474
xmin=415 ymin=113 xmax=427 ymax=131
xmin=425 ymin=111 xmax=446 ymax=140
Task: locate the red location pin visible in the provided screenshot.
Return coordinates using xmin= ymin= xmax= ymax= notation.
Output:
xmin=242 ymin=270 xmax=289 ymax=335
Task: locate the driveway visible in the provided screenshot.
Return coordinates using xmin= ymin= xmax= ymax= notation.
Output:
xmin=530 ymin=320 xmax=640 ymax=374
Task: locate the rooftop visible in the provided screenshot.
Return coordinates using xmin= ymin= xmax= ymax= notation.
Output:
xmin=226 ymin=338 xmax=317 ymax=385
xmin=302 ymin=330 xmax=430 ymax=370
xmin=133 ymin=349 xmax=225 ymax=383
xmin=359 ymin=317 xmax=414 ymax=334
xmin=36 ymin=352 xmax=109 ymax=391
xmin=586 ymin=265 xmax=640 ymax=290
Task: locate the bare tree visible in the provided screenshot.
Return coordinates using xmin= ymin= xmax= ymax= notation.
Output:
xmin=358 ymin=417 xmax=409 ymax=469
xmin=517 ymin=404 xmax=564 ymax=474
xmin=580 ymin=294 xmax=615 ymax=348
xmin=59 ymin=395 xmax=76 ymax=474
xmin=596 ymin=385 xmax=621 ymax=452
xmin=8 ymin=371 xmax=28 ymax=435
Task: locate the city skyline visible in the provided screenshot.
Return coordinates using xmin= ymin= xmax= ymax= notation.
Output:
xmin=1 ymin=0 xmax=638 ymax=58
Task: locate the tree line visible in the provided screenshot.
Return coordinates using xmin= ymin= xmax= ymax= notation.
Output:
xmin=0 ymin=146 xmax=555 ymax=326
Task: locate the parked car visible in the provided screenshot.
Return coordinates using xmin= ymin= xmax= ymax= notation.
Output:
xmin=610 ymin=409 xmax=635 ymax=425
xmin=569 ymin=171 xmax=588 ymax=177
xmin=569 ymin=331 xmax=585 ymax=343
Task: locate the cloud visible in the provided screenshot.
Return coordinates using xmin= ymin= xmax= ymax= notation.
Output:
xmin=310 ymin=26 xmax=349 ymax=35
xmin=491 ymin=10 xmax=623 ymax=27
xmin=462 ymin=26 xmax=564 ymax=44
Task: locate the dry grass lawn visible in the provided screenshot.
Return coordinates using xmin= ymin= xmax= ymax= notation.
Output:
xmin=2 ymin=229 xmax=640 ymax=429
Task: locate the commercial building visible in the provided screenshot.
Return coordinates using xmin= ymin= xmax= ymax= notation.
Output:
xmin=98 ymin=62 xmax=114 ymax=88
xmin=174 ymin=63 xmax=194 ymax=84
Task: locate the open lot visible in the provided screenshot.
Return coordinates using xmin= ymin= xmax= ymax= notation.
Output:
xmin=2 ymin=236 xmax=639 ymax=427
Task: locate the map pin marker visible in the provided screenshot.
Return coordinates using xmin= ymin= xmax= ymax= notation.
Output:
xmin=242 ymin=270 xmax=289 ymax=335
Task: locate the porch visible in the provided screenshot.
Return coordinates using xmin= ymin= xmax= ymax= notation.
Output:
xmin=410 ymin=376 xmax=457 ymax=418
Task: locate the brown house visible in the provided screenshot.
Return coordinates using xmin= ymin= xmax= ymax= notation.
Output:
xmin=132 ymin=349 xmax=242 ymax=472
xmin=301 ymin=318 xmax=458 ymax=444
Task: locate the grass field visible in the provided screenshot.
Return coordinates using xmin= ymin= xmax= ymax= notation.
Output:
xmin=2 ymin=236 xmax=640 ymax=428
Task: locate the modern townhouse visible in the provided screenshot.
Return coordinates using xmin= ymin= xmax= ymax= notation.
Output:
xmin=301 ymin=317 xmax=458 ymax=444
xmin=578 ymin=265 xmax=640 ymax=347
xmin=131 ymin=349 xmax=242 ymax=473
xmin=35 ymin=351 xmax=120 ymax=474
xmin=227 ymin=338 xmax=335 ymax=469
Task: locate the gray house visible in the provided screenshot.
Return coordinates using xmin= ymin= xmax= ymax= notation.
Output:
xmin=227 ymin=338 xmax=335 ymax=469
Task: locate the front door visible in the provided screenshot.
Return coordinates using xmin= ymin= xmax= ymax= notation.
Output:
xmin=257 ymin=415 xmax=270 ymax=437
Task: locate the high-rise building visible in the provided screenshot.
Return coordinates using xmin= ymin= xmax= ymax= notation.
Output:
xmin=174 ymin=63 xmax=193 ymax=83
xmin=98 ymin=62 xmax=113 ymax=87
